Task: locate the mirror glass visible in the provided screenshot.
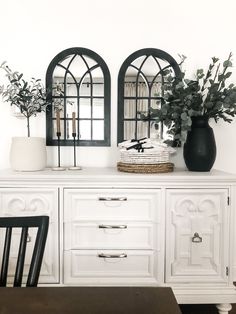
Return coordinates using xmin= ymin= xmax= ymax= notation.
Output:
xmin=52 ymin=55 xmax=104 ymax=141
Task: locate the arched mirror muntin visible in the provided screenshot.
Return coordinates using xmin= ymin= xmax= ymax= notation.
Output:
xmin=117 ymin=48 xmax=181 ymax=144
xmin=46 ymin=47 xmax=111 ymax=146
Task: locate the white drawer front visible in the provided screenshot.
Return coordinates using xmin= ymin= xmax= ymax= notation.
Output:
xmin=64 ymin=189 xmax=160 ymax=222
xmin=64 ymin=250 xmax=158 ymax=285
xmin=64 ymin=222 xmax=156 ymax=250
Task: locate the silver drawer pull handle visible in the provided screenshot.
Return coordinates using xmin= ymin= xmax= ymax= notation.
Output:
xmin=98 ymin=197 xmax=127 ymax=201
xmin=192 ymin=232 xmax=202 ymax=243
xmin=98 ymin=253 xmax=127 ymax=259
xmin=27 ymin=233 xmax=31 ymax=243
xmin=98 ymin=224 xmax=127 ymax=229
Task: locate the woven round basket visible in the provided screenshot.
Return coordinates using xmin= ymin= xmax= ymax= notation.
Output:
xmin=117 ymin=162 xmax=174 ymax=173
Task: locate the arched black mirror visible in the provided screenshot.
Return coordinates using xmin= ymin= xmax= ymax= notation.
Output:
xmin=46 ymin=47 xmax=111 ymax=146
xmin=117 ymin=48 xmax=181 ymax=144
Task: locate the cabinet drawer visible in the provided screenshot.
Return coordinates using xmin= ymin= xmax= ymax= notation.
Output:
xmin=64 ymin=189 xmax=160 ymax=222
xmin=64 ymin=222 xmax=156 ymax=250
xmin=64 ymin=250 xmax=158 ymax=285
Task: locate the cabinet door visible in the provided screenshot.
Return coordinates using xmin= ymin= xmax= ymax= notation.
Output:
xmin=0 ymin=188 xmax=59 ymax=284
xmin=166 ymin=189 xmax=229 ymax=284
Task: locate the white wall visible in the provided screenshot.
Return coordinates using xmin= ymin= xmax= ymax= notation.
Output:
xmin=0 ymin=0 xmax=236 ymax=171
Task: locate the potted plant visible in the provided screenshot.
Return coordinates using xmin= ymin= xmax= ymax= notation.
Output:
xmin=0 ymin=62 xmax=49 ymax=171
xmin=145 ymin=53 xmax=236 ymax=171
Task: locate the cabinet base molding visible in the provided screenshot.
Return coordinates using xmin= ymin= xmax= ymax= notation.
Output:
xmin=173 ymin=287 xmax=236 ymax=304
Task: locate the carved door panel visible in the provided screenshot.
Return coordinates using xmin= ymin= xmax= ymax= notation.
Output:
xmin=0 ymin=188 xmax=59 ymax=284
xmin=166 ymin=189 xmax=229 ymax=284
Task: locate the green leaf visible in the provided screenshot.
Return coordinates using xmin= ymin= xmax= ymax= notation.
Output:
xmin=172 ymin=112 xmax=179 ymax=119
xmin=0 ymin=61 xmax=7 ymax=67
xmin=188 ymin=109 xmax=194 ymax=116
xmin=225 ymin=72 xmax=232 ymax=78
xmin=223 ymin=60 xmax=233 ymax=67
xmin=197 ymin=69 xmax=204 ymax=75
xmin=209 ymin=79 xmax=215 ymax=85
xmin=18 ymin=73 xmax=23 ymax=79
xmin=162 ymin=69 xmax=170 ymax=76
xmin=212 ymin=57 xmax=219 ymax=63
xmin=181 ymin=112 xmax=188 ymax=120
xmin=205 ymin=101 xmax=214 ymax=109
xmin=187 ymin=118 xmax=192 ymax=126
xmin=175 ymin=82 xmax=184 ymax=90
xmin=196 ymin=69 xmax=204 ymax=79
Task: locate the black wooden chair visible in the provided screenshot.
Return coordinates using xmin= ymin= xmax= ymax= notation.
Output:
xmin=0 ymin=215 xmax=49 ymax=287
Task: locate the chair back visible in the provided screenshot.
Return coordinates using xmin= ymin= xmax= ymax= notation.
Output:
xmin=0 ymin=215 xmax=49 ymax=287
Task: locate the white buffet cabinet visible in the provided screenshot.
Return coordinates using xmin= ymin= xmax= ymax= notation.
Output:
xmin=0 ymin=167 xmax=235 ymax=313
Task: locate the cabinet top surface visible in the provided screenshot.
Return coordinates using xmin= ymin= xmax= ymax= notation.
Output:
xmin=0 ymin=168 xmax=235 ymax=186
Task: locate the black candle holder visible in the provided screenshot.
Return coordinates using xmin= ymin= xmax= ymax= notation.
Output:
xmin=52 ymin=132 xmax=66 ymax=171
xmin=68 ymin=132 xmax=81 ymax=170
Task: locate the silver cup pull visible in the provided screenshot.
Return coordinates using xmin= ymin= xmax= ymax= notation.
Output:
xmin=98 ymin=253 xmax=127 ymax=259
xmin=192 ymin=232 xmax=202 ymax=243
xmin=98 ymin=224 xmax=127 ymax=229
xmin=98 ymin=197 xmax=127 ymax=201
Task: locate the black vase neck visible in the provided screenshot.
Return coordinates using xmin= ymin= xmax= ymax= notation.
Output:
xmin=191 ymin=116 xmax=209 ymax=128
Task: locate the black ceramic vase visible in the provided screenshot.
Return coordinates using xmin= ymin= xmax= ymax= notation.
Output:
xmin=183 ymin=116 xmax=216 ymax=172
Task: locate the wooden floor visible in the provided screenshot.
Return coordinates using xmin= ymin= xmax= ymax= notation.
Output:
xmin=180 ymin=304 xmax=236 ymax=314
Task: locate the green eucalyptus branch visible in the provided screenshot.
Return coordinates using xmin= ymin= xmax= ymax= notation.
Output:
xmin=0 ymin=62 xmax=50 ymax=137
xmin=217 ymin=52 xmax=232 ymax=92
xmin=143 ymin=54 xmax=236 ymax=144
xmin=213 ymin=63 xmax=220 ymax=83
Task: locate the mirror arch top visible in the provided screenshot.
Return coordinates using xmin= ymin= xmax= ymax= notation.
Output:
xmin=46 ymin=47 xmax=111 ymax=146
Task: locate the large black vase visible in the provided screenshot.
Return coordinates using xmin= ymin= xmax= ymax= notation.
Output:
xmin=183 ymin=116 xmax=216 ymax=172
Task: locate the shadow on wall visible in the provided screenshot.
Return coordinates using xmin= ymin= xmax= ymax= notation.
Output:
xmin=170 ymin=147 xmax=186 ymax=169
xmin=213 ymin=119 xmax=236 ymax=174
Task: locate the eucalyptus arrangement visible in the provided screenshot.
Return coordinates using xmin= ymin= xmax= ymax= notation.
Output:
xmin=147 ymin=53 xmax=236 ymax=145
xmin=0 ymin=61 xmax=49 ymax=137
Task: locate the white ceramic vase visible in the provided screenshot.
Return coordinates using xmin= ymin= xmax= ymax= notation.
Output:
xmin=10 ymin=137 xmax=47 ymax=171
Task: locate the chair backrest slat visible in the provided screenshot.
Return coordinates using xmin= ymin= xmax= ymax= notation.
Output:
xmin=0 ymin=227 xmax=12 ymax=287
xmin=27 ymin=220 xmax=48 ymax=287
xmin=0 ymin=216 xmax=49 ymax=287
xmin=14 ymin=227 xmax=28 ymax=287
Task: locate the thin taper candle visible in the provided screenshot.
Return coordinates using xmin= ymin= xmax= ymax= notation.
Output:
xmin=72 ymin=111 xmax=76 ymax=134
xmin=56 ymin=110 xmax=61 ymax=133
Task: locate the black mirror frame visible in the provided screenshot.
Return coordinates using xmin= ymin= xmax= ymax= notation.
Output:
xmin=117 ymin=48 xmax=181 ymax=144
xmin=46 ymin=47 xmax=111 ymax=146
